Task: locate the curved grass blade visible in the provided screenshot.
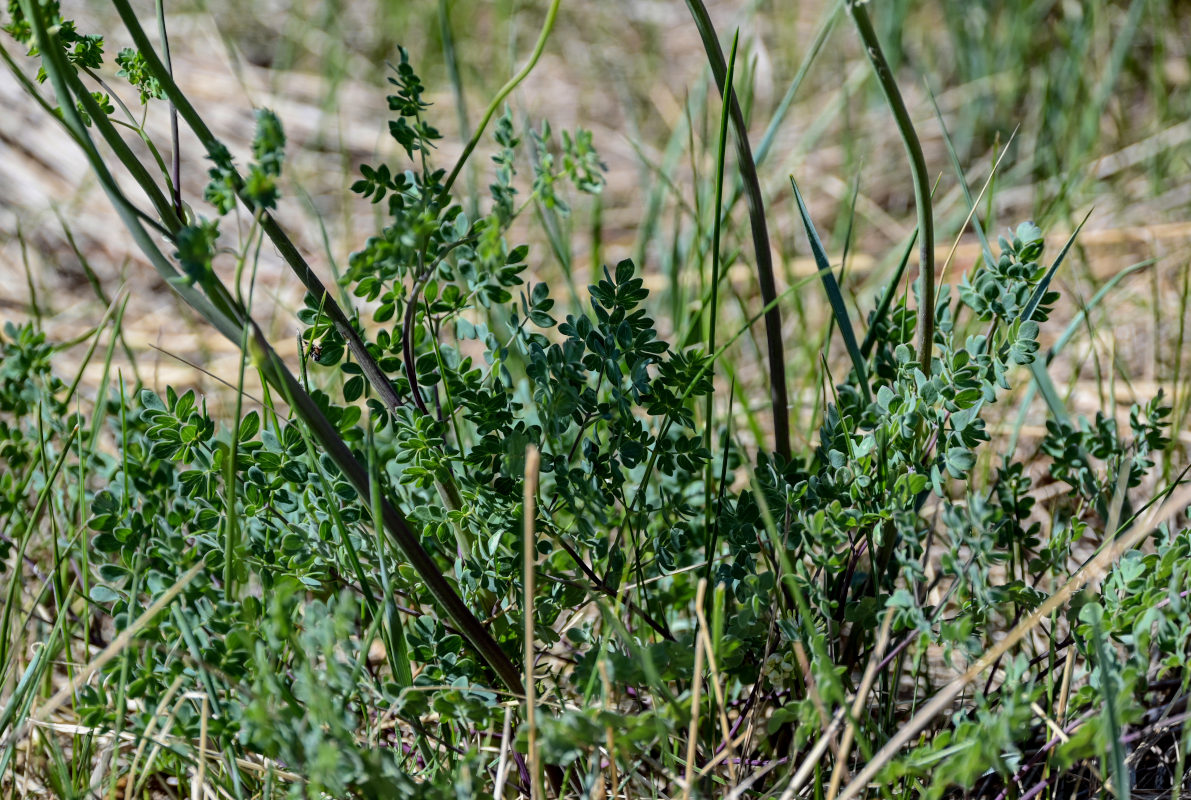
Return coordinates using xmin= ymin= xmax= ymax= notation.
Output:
xmin=1048 ymin=259 xmax=1153 ymax=365
xmin=441 ymin=0 xmax=561 ymax=196
xmin=848 ymin=0 xmax=935 ymax=378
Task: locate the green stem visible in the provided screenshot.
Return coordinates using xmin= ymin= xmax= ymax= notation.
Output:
xmin=847 ymin=0 xmax=935 ymax=378
xmin=440 ymin=0 xmax=561 ymax=197
xmin=704 ymin=32 xmax=739 ymax=558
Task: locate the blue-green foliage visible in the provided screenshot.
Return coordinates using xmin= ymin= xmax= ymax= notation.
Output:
xmin=2 ymin=18 xmax=1185 ymax=798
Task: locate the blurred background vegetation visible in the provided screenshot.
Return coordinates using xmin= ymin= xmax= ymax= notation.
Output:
xmin=1 ymin=0 xmax=1189 ymax=452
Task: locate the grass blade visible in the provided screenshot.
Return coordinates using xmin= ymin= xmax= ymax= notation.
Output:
xmin=1022 ymin=210 xmax=1092 ymax=323
xmin=848 ymin=0 xmax=935 ymax=378
xmin=791 ymin=177 xmax=871 ymax=405
xmin=704 ymin=31 xmax=740 ymax=538
xmin=684 ymin=0 xmax=791 ymax=459
xmin=1088 ymin=603 xmax=1131 ymax=800
xmin=926 ymin=83 xmax=995 ymax=267
xmin=860 ymin=227 xmax=917 ymax=359
xmin=1007 ymin=258 xmax=1152 ymax=455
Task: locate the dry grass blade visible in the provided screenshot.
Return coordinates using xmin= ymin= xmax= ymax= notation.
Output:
xmin=123 ymin=673 xmax=186 ymax=800
xmin=833 ymin=482 xmax=1191 ymax=800
xmin=524 ymin=443 xmax=542 ymax=800
xmin=693 ymin=592 xmax=738 ymax=783
xmin=193 ymin=693 xmax=210 ymax=800
xmin=935 ymin=129 xmax=1018 ymax=286
xmin=683 ymin=578 xmax=709 ymax=799
xmin=493 ymin=704 xmax=514 ymax=799
xmin=825 ymin=607 xmax=895 ymax=800
xmin=1 ymin=558 xmax=205 ymax=750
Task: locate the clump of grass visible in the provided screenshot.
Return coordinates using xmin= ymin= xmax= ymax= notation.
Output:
xmin=1 ymin=1 xmax=1190 ymax=798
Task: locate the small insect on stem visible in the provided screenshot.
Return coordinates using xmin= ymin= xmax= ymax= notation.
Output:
xmin=309 ymin=341 xmax=324 ymax=363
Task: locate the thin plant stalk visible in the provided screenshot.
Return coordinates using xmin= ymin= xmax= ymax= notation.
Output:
xmin=704 ymin=32 xmax=739 ymax=561
xmin=441 ymin=0 xmax=562 ymax=197
xmin=847 ymin=0 xmax=935 ymax=378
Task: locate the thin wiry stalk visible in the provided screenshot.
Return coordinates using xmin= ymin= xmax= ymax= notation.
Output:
xmin=684 ymin=0 xmax=791 ymax=459
xmin=154 ymin=0 xmax=182 ymax=218
xmin=704 ymin=32 xmax=739 ymax=568
xmin=441 ymin=0 xmax=561 ymax=197
xmin=847 ymin=0 xmax=936 ymax=378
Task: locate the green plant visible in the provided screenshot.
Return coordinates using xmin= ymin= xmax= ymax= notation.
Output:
xmin=1 ymin=1 xmax=1188 ymax=799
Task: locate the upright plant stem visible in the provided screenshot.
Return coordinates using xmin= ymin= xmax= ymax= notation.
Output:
xmin=684 ymin=0 xmax=791 ymax=459
xmin=705 ymin=32 xmax=738 ymax=563
xmin=847 ymin=0 xmax=935 ymax=378
xmin=441 ymin=0 xmax=561 ymax=198
xmin=154 ymin=0 xmax=182 ymax=218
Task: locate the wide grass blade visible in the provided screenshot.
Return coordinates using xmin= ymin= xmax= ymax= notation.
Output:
xmin=791 ymin=177 xmax=871 ymax=405
xmin=684 ymin=0 xmax=791 ymax=459
xmin=0 ymin=610 xmax=65 ymax=776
